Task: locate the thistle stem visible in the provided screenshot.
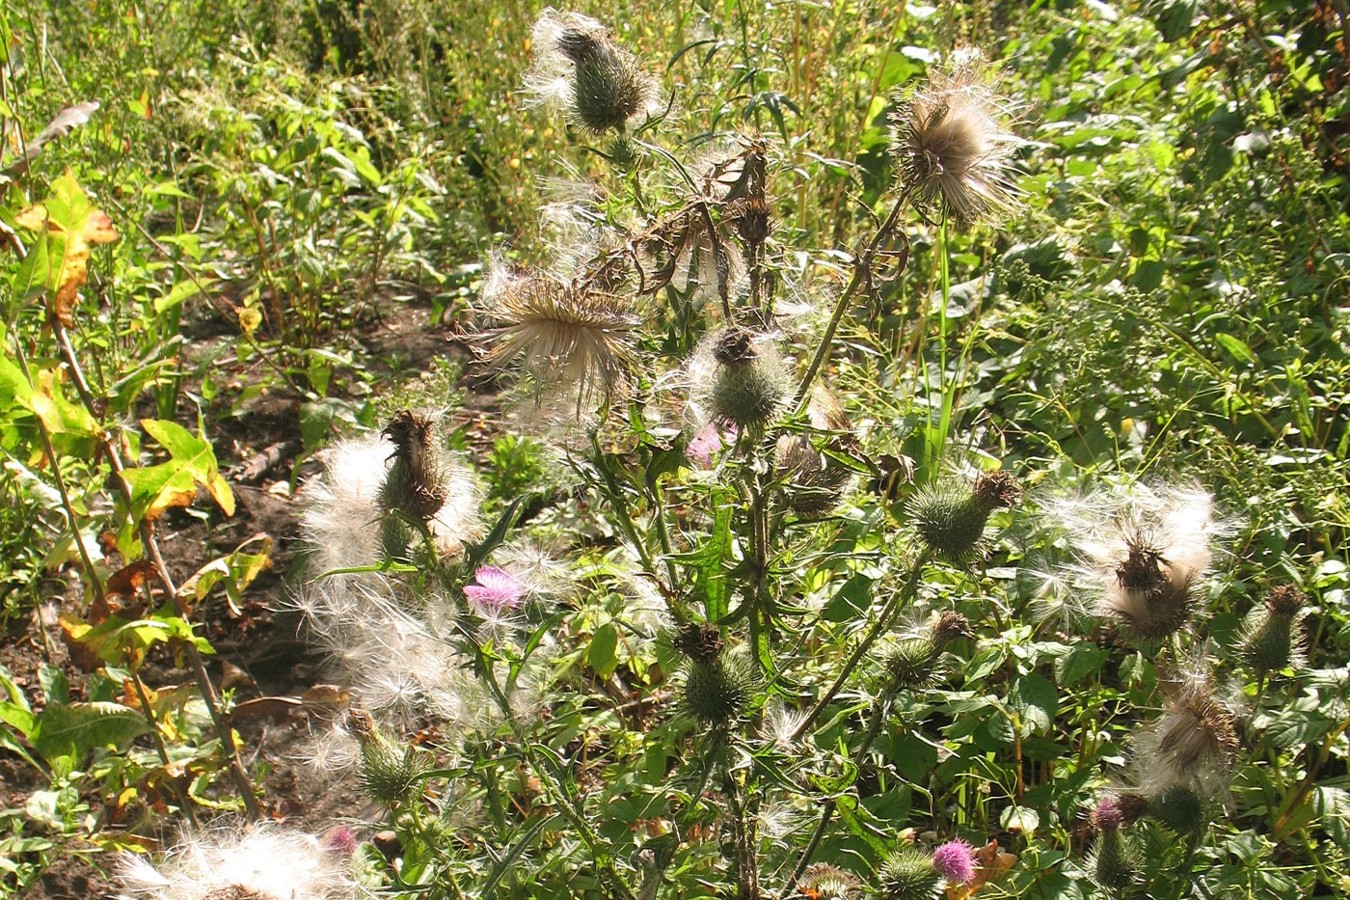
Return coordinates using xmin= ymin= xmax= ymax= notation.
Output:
xmin=791 ymin=549 xmax=930 ymax=742
xmin=794 ymin=187 xmax=912 ymax=409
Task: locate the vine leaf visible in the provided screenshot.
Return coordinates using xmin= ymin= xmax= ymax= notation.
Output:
xmin=13 ymin=170 xmax=119 ymax=326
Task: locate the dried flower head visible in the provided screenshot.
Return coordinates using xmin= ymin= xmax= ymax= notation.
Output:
xmin=379 ymin=410 xmax=450 ymax=523
xmin=1055 ymin=482 xmax=1227 ymax=641
xmin=799 ymin=863 xmax=863 ymax=899
xmin=891 ymin=48 xmax=1023 ymax=228
xmin=523 ymin=9 xmax=660 ymax=135
xmin=1133 ymin=661 xmax=1240 ymax=795
xmin=116 ymin=822 xmax=357 ymax=900
xmin=479 ymin=261 xmax=640 ymax=413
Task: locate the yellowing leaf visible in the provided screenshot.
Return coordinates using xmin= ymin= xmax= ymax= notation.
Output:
xmin=121 ymin=419 xmax=234 ymax=524
xmin=12 ymin=171 xmax=119 ymax=326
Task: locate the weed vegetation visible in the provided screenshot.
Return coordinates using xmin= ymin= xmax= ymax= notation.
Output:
xmin=0 ymin=1 xmax=1347 ymax=898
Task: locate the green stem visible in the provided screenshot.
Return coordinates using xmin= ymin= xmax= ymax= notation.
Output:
xmin=791 ymin=550 xmax=930 ymax=742
xmin=794 ymin=187 xmax=913 ymax=409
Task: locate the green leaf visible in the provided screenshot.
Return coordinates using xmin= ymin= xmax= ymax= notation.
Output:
xmin=1011 ymin=673 xmax=1058 ymax=735
xmin=30 ymin=701 xmax=149 ymax=766
xmin=124 ymin=418 xmax=234 ymax=520
xmin=1054 ymin=643 xmax=1108 ymax=687
xmin=587 ymin=622 xmax=619 ymax=678
xmin=670 ymin=503 xmax=734 ymax=621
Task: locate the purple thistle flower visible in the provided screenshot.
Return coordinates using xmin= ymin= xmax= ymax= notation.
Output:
xmin=932 ymin=839 xmax=977 ymax=885
xmin=465 ymin=566 xmax=526 ymax=615
xmin=322 ymin=826 xmax=358 ymax=859
xmin=688 ymin=422 xmax=735 ymax=468
xmin=1093 ymin=797 xmax=1124 ymax=831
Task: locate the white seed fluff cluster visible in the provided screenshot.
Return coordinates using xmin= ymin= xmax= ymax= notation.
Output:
xmin=116 ymin=823 xmax=358 ymax=900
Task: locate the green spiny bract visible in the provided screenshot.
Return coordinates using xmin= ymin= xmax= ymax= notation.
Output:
xmin=1087 ymin=827 xmax=1140 ymax=893
xmin=883 ymin=613 xmax=970 ymax=689
xmin=557 ymin=27 xmax=653 ymax=135
xmin=379 ymin=410 xmax=449 ymax=524
xmin=877 ymin=846 xmax=940 ymax=900
xmin=1238 ymin=585 xmax=1307 ymax=675
xmin=347 ymin=709 xmax=431 ymax=806
xmin=1151 ymin=785 xmax=1205 ymax=834
xmin=707 ymin=327 xmax=789 ymax=431
xmin=907 ymin=470 xmax=1020 ymax=564
xmin=682 ymin=649 xmax=754 ymax=728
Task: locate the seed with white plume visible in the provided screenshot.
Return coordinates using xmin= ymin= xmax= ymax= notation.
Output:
xmin=1051 ymin=482 xmax=1228 ymax=641
xmin=478 ymin=260 xmax=640 ymax=413
xmin=300 ymin=431 xmax=482 ymax=574
xmin=115 ymin=822 xmax=357 ymax=900
xmin=890 ymin=47 xmax=1024 ymax=228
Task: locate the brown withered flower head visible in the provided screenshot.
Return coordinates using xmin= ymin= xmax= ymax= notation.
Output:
xmin=379 ymin=410 xmax=449 ymax=523
xmin=478 ymin=259 xmax=640 ymax=413
xmin=1132 ymin=659 xmax=1240 ymax=796
xmin=890 ymin=48 xmax=1023 ymax=228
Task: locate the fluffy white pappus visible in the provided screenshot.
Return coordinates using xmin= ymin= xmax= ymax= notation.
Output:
xmin=300 ymin=437 xmax=390 ymax=574
xmin=1128 ymin=657 xmax=1241 ymax=799
xmin=761 ymin=701 xmax=809 ymax=753
xmin=295 ymin=722 xmax=361 ymax=782
xmin=116 ymin=822 xmax=358 ymax=900
xmin=1049 ymin=481 xmax=1232 ymax=634
xmin=492 ymin=537 xmax=579 ymax=601
xmin=300 ymin=433 xmax=484 ymax=574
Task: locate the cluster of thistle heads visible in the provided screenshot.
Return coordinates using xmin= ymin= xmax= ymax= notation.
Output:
xmin=1034 ymin=482 xmax=1313 ymax=891
xmin=113 ymin=10 xmax=1321 ymax=900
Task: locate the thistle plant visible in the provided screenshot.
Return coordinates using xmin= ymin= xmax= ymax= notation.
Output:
xmin=252 ymin=12 xmax=1320 ymax=900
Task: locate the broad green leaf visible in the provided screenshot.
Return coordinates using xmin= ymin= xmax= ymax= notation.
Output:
xmin=125 ymin=418 xmax=234 ymax=519
xmin=587 ymin=621 xmax=619 ymax=678
xmin=30 ymin=701 xmax=149 ymax=766
xmin=12 ymin=170 xmax=119 ymax=326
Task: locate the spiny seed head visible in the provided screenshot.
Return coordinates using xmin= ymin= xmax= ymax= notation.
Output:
xmin=673 ymin=622 xmax=724 ymax=665
xmin=683 ymin=651 xmax=754 ymax=728
xmin=877 ymin=846 xmax=940 ymax=900
xmin=1154 ymin=679 xmax=1239 ymax=781
xmin=907 ymin=480 xmax=1001 ymax=565
xmin=1088 ymin=828 xmax=1139 ymax=892
xmin=799 ymin=863 xmax=862 ymax=899
xmin=347 ymin=709 xmax=430 ymax=806
xmin=1238 ymin=608 xmax=1297 ymax=675
xmin=702 ymin=328 xmax=789 ymax=431
xmin=524 ymin=11 xmax=658 ymax=135
xmin=1104 ymin=534 xmax=1196 ymax=641
xmin=774 ymin=434 xmax=851 ymax=516
xmin=890 ymin=48 xmax=1023 ymax=228
xmin=884 ymin=636 xmax=942 ymax=688
xmin=379 ymin=410 xmax=448 ymax=523
xmin=1151 ymin=785 xmax=1206 ymax=833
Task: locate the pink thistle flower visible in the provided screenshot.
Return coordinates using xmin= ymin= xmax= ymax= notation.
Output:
xmin=465 ymin=566 xmax=526 ymax=616
xmin=688 ymin=422 xmax=736 ymax=468
xmin=931 ymin=839 xmax=977 ymax=885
